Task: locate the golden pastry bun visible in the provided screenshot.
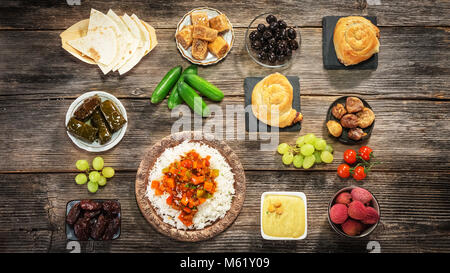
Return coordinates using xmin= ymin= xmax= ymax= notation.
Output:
xmin=251 ymin=73 xmax=302 ymax=128
xmin=333 ymin=16 xmax=380 ymax=66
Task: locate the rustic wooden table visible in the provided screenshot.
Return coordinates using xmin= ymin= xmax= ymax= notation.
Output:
xmin=0 ymin=0 xmax=449 ymax=253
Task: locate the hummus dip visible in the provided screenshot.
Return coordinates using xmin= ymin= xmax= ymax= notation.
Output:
xmin=262 ymin=194 xmax=306 ymax=238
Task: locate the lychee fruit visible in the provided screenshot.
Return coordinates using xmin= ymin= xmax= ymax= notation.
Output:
xmin=341 ymin=219 xmax=364 ymax=236
xmin=335 ymin=192 xmax=352 ymax=205
xmin=330 ymin=203 xmax=348 ymax=224
xmin=351 ymin=187 xmax=373 ymax=205
xmin=348 ymin=200 xmax=367 ymax=220
xmin=362 ymin=206 xmax=380 ymax=225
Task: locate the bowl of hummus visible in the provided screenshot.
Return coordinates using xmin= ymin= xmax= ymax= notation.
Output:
xmin=260 ymin=192 xmax=307 ymax=240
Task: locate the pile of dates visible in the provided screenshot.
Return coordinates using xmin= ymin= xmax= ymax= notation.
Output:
xmin=66 ymin=199 xmax=121 ymax=241
xmin=249 ymin=14 xmax=299 ymax=64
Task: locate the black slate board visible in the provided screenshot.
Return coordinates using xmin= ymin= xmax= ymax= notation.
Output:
xmin=65 ymin=199 xmax=121 ymax=241
xmin=322 ymin=16 xmax=378 ymax=70
xmin=244 ymin=76 xmax=301 ymax=132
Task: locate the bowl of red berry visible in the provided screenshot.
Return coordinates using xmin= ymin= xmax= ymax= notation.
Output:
xmin=328 ymin=186 xmax=380 ymax=238
xmin=245 ymin=13 xmax=300 ymax=68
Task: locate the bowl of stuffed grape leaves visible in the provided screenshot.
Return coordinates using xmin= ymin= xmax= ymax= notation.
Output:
xmin=65 ymin=91 xmax=127 ymax=152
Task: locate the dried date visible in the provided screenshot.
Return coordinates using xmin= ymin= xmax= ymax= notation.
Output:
xmin=74 ymin=216 xmax=91 ymax=241
xmin=102 ymin=200 xmax=120 ymax=215
xmin=90 ymin=214 xmax=109 ymax=240
xmin=80 ymin=199 xmax=102 ymax=211
xmin=102 ymin=216 xmax=121 ymax=240
xmin=66 ymin=202 xmax=81 ymax=225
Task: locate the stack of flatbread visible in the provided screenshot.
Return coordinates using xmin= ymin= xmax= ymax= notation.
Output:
xmin=60 ymin=9 xmax=157 ymax=75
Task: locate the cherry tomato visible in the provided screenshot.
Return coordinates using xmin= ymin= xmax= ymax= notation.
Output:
xmin=352 ymin=166 xmax=367 ymax=180
xmin=359 ymin=146 xmax=373 ymax=161
xmin=337 ymin=164 xmax=351 ymax=178
xmin=343 ymin=149 xmax=357 ymax=164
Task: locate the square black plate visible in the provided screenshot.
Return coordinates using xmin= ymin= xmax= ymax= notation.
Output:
xmin=322 ymin=16 xmax=378 ymax=70
xmin=65 ymin=199 xmax=121 ymax=241
xmin=244 ymin=76 xmax=301 ymax=132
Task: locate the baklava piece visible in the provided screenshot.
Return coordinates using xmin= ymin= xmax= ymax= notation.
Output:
xmin=192 ymin=25 xmax=218 ymax=42
xmin=192 ymin=39 xmax=208 ymax=60
xmin=190 ymin=11 xmax=209 ymax=26
xmin=208 ymin=36 xmax=229 ymax=58
xmin=176 ymin=25 xmax=193 ymax=49
xmin=209 ymin=14 xmax=231 ymax=32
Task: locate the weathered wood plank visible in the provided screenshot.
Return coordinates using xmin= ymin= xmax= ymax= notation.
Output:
xmin=0 ymin=0 xmax=449 ymax=30
xmin=0 ymin=97 xmax=448 ymax=172
xmin=0 ymin=171 xmax=449 ymax=253
xmin=0 ymin=27 xmax=448 ymax=100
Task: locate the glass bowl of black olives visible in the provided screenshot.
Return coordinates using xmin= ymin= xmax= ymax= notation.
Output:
xmin=246 ymin=13 xmax=300 ymax=68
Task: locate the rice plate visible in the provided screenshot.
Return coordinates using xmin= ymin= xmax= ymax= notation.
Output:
xmin=146 ymin=140 xmax=235 ymax=230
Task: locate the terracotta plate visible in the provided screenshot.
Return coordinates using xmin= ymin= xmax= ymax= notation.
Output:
xmin=135 ymin=131 xmax=246 ymax=242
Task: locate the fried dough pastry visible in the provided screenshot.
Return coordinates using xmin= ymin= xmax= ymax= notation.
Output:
xmin=333 ymin=16 xmax=380 ymax=66
xmin=251 ymin=73 xmax=302 ymax=128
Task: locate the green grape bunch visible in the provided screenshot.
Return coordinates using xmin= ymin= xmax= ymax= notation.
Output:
xmin=277 ymin=133 xmax=334 ymax=169
xmin=75 ymin=156 xmax=115 ymax=193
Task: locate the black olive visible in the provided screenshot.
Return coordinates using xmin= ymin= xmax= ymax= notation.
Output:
xmin=268 ymin=52 xmax=276 ymax=63
xmin=278 ymin=20 xmax=287 ymax=29
xmin=268 ymin=38 xmax=277 ymax=47
xmin=288 ymin=39 xmax=299 ymax=50
xmin=278 ymin=40 xmax=288 ymax=49
xmin=251 ymin=40 xmax=262 ymax=50
xmin=276 ymin=44 xmax=286 ymax=55
xmin=285 ymin=48 xmax=292 ymax=57
xmin=262 ymin=30 xmax=272 ymax=40
xmin=258 ymin=51 xmax=267 ymax=60
xmin=277 ymin=54 xmax=286 ymax=62
xmin=249 ymin=30 xmax=259 ymax=41
xmin=269 ymin=22 xmax=278 ymax=31
xmin=279 ymin=29 xmax=287 ymax=39
xmin=257 ymin=23 xmax=266 ymax=33
xmin=266 ymin=14 xmax=277 ymax=24
xmin=287 ymin=28 xmax=297 ymax=39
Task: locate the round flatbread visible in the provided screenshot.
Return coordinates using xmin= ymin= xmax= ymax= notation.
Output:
xmin=60 ymin=19 xmax=96 ymax=65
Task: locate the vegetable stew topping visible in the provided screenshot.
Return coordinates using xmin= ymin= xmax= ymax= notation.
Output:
xmin=151 ymin=150 xmax=219 ymax=227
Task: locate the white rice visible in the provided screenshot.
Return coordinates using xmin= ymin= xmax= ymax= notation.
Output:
xmin=145 ymin=140 xmax=235 ymax=230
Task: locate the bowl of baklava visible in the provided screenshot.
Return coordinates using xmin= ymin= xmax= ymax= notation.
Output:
xmin=175 ymin=7 xmax=234 ymax=65
xmin=65 ymin=91 xmax=128 ymax=152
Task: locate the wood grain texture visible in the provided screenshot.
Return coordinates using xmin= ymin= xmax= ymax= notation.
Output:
xmin=0 ymin=171 xmax=449 ymax=253
xmin=0 ymin=97 xmax=448 ymax=172
xmin=0 ymin=0 xmax=449 ymax=30
xmin=0 ymin=27 xmax=449 ymax=100
xmin=0 ymin=0 xmax=449 ymax=253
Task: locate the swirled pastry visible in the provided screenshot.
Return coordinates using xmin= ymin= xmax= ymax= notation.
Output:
xmin=333 ymin=16 xmax=380 ymax=66
xmin=251 ymin=73 xmax=303 ymax=128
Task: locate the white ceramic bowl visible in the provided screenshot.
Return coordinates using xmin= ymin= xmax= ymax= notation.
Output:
xmin=175 ymin=7 xmax=234 ymax=65
xmin=65 ymin=91 xmax=128 ymax=152
xmin=260 ymin=191 xmax=307 ymax=240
